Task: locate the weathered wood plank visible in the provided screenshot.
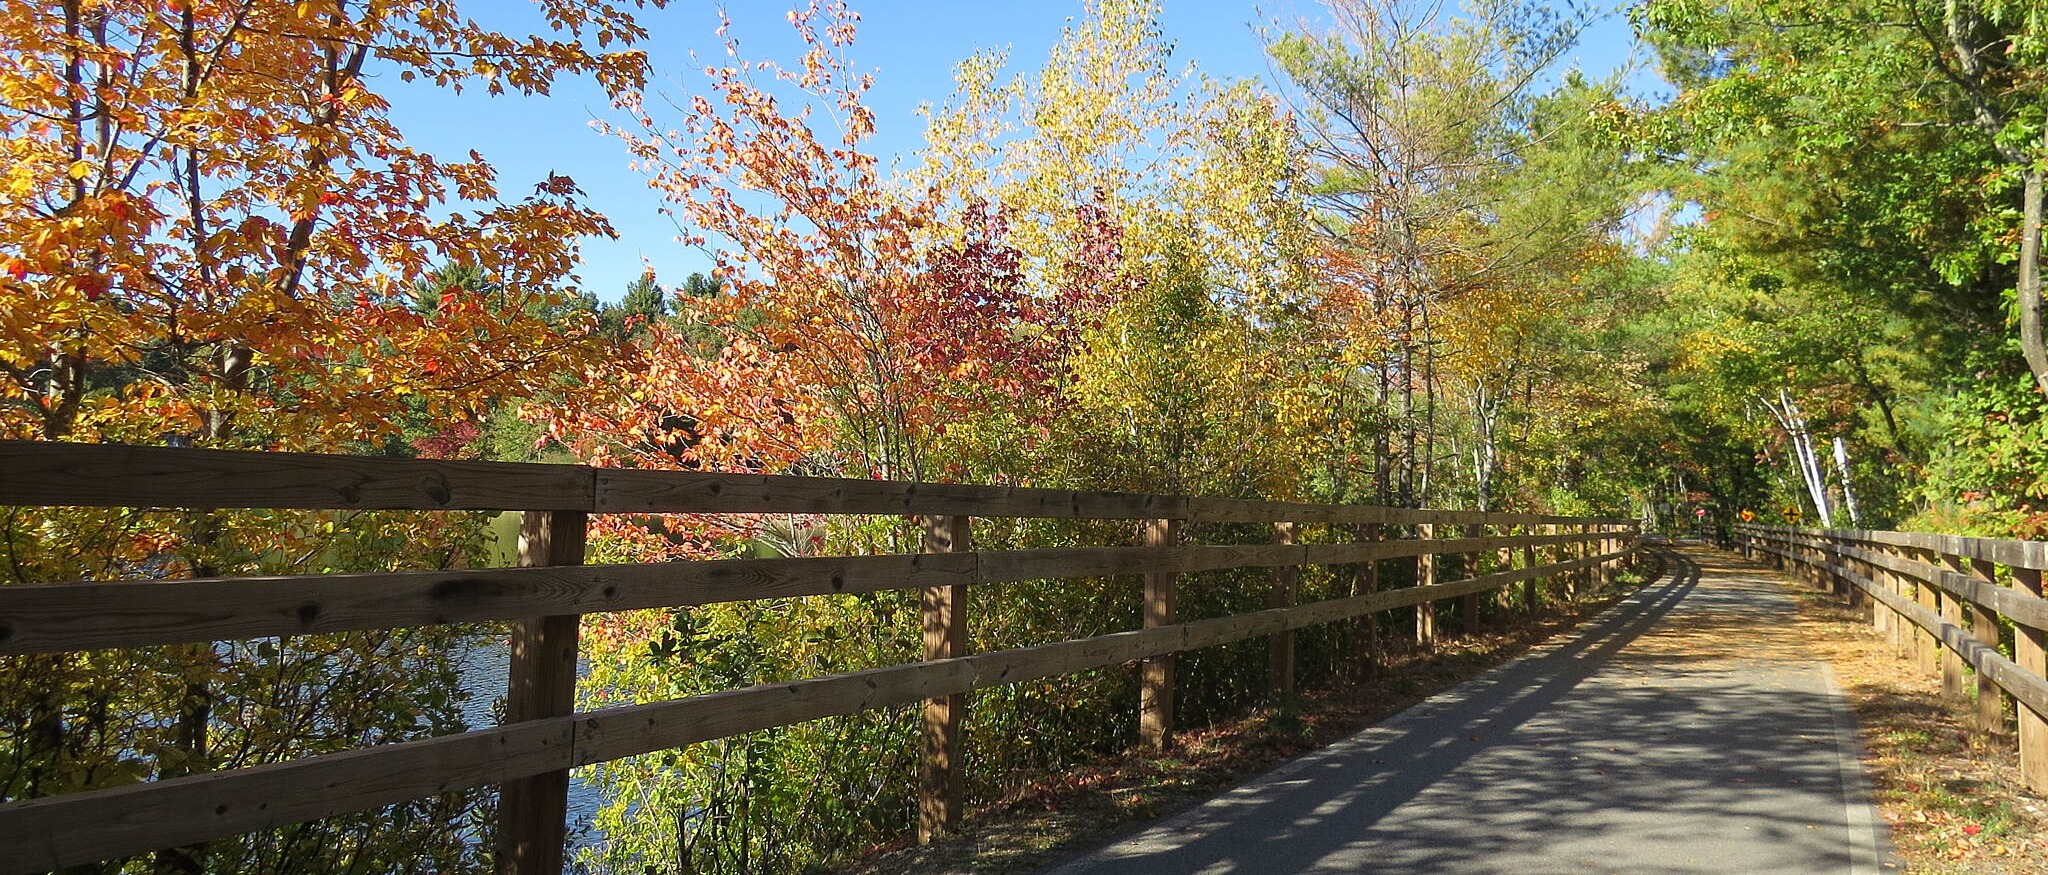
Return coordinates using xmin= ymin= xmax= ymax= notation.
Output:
xmin=1 ymin=441 xmax=1638 ymax=530
xmin=0 ymin=554 xmax=977 ymax=655
xmin=1789 ymin=551 xmax=2048 ymax=722
xmin=0 ymin=440 xmax=593 ymax=511
xmin=576 ymin=547 xmax=1638 ymax=767
xmin=1742 ymin=524 xmax=2048 ymax=571
xmin=0 ymin=720 xmax=575 ymax=875
xmin=1181 ymin=496 xmax=1388 ymax=525
xmin=597 ymin=468 xmax=1186 ymax=519
xmin=601 ymin=469 xmax=1629 ymax=525
xmin=1752 ymin=536 xmax=2048 ymax=714
xmin=0 ymin=532 xmax=1617 ymax=655
xmin=975 ymin=543 xmax=1302 ymax=582
xmin=1297 ymin=531 xmax=1602 ymax=565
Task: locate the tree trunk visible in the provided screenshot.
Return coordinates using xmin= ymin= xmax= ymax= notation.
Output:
xmin=1761 ymin=389 xmax=1833 ymax=527
xmin=2020 ymin=133 xmax=2048 ymax=397
xmin=1832 ymin=436 xmax=1864 ymax=528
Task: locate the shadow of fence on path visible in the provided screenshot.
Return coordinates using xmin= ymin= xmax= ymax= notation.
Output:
xmin=1048 ymin=548 xmax=1888 ymax=875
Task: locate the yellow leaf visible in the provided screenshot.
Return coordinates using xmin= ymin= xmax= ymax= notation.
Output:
xmin=67 ymin=160 xmax=91 ymax=180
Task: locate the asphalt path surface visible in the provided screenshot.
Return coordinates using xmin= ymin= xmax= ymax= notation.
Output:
xmin=1040 ymin=546 xmax=1893 ymax=875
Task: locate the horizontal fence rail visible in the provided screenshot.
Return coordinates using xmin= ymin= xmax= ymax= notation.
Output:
xmin=0 ymin=441 xmax=1639 ymax=874
xmin=0 ymin=442 xmax=1628 ymax=525
xmin=0 ymin=532 xmax=1612 ymax=656
xmin=1736 ymin=524 xmax=2048 ymax=795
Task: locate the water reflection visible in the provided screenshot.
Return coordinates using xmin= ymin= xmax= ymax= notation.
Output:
xmin=454 ymin=635 xmax=606 ymax=849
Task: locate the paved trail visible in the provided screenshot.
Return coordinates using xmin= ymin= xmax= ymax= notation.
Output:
xmin=1041 ymin=546 xmax=1893 ymax=875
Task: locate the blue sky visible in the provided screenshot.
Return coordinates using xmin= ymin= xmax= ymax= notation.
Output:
xmin=382 ymin=1 xmax=1656 ymax=302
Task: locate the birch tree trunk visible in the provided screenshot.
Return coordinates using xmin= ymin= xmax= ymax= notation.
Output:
xmin=1761 ymin=389 xmax=1834 ymax=527
xmin=2019 ymin=133 xmax=2048 ymax=396
xmin=1469 ymin=379 xmax=1503 ymax=513
xmin=1832 ymin=436 xmax=1864 ymax=528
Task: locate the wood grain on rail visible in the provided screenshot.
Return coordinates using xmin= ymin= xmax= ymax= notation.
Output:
xmin=0 ymin=440 xmax=594 ymax=511
xmin=4 ymin=441 xmax=1636 ymax=524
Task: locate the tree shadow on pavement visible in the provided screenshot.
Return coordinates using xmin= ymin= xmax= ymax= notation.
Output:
xmin=1040 ymin=548 xmax=1892 ymax=875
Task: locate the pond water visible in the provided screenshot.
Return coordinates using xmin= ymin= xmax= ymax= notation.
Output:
xmin=454 ymin=636 xmax=608 ymax=851
xmin=469 ymin=511 xmax=609 ymax=844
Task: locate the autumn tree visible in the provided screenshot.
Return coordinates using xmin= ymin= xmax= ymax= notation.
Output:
xmin=912 ymin=0 xmax=1325 ymax=497
xmin=550 ymin=7 xmax=1096 ymax=869
xmin=0 ymin=1 xmax=664 ymax=871
xmin=0 ymin=0 xmax=658 ymax=449
xmin=554 ymin=2 xmax=1075 ymax=489
xmin=1270 ymin=0 xmax=1618 ymax=509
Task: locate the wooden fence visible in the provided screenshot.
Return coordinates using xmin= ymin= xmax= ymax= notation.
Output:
xmin=0 ymin=441 xmax=1639 ymax=874
xmin=1736 ymin=524 xmax=2048 ymax=795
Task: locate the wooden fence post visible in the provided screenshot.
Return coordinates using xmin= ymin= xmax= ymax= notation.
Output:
xmin=1800 ymin=534 xmax=1815 ymax=588
xmin=498 ymin=510 xmax=587 ymax=875
xmin=1355 ymin=522 xmax=1382 ymax=676
xmin=1415 ymin=522 xmax=1437 ymax=647
xmin=2016 ymin=561 xmax=2048 ymax=794
xmin=1457 ymin=523 xmax=1478 ymax=633
xmin=1833 ymin=535 xmax=1852 ymax=597
xmin=1939 ymin=552 xmax=1966 ymax=704
xmin=1912 ymin=548 xmax=1940 ymax=673
xmin=1598 ymin=525 xmax=1616 ymax=592
xmin=1966 ymin=557 xmax=2005 ymax=737
xmin=1551 ymin=524 xmax=1571 ymax=603
xmin=1883 ymin=543 xmax=1910 ymax=658
xmin=918 ymin=514 xmax=971 ymax=844
xmin=1495 ymin=533 xmax=1516 ymax=613
xmin=1521 ymin=526 xmax=1538 ymax=614
xmin=1868 ymin=546 xmax=1887 ymax=632
xmin=1140 ymin=518 xmax=1179 ymax=751
xmin=1570 ymin=525 xmax=1587 ymax=599
xmin=1269 ymin=521 xmax=1298 ymax=701
xmin=1802 ymin=533 xmax=1817 ymax=588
